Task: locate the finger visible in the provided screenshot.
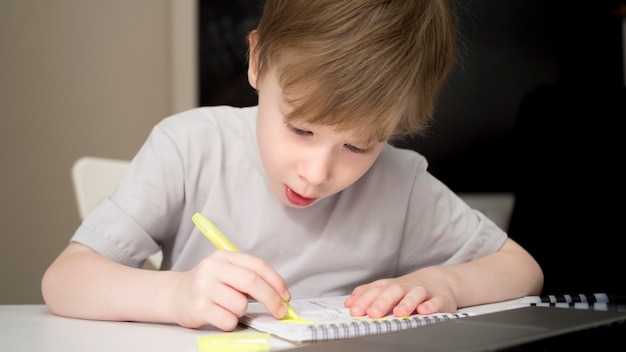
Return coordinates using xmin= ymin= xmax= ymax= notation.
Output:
xmin=346 ymin=285 xmax=385 ymax=317
xmin=416 ymin=295 xmax=444 ymax=315
xmin=219 ymin=251 xmax=290 ymax=300
xmin=345 ymin=279 xmax=387 ymax=308
xmin=345 ymin=285 xmax=368 ymax=306
xmin=365 ymin=285 xmax=407 ymax=318
xmin=212 ymin=251 xmax=289 ymax=319
xmin=392 ymin=288 xmax=428 ymax=317
xmin=178 ymin=258 xmax=250 ymax=330
xmin=196 ymin=300 xmax=241 ymax=331
xmin=208 ymin=283 xmax=250 ymax=318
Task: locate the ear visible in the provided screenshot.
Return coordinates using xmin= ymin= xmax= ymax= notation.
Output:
xmin=247 ymin=31 xmax=260 ymax=90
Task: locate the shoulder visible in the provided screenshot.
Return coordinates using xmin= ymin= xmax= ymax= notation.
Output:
xmin=148 ymin=106 xmax=257 ymax=147
xmin=157 ymin=105 xmax=257 ymax=132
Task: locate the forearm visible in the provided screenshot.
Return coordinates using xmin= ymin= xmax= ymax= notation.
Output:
xmin=41 ymin=242 xmax=179 ymax=324
xmin=432 ymin=238 xmax=544 ymax=308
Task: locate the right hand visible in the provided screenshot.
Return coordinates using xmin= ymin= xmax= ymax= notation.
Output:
xmin=166 ymin=249 xmax=291 ymax=330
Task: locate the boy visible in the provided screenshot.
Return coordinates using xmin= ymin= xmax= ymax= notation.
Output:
xmin=42 ymin=0 xmax=543 ymax=332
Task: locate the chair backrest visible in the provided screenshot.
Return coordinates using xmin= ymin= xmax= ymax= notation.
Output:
xmin=72 ymin=156 xmax=130 ymax=218
xmin=71 ymin=156 xmax=162 ymax=269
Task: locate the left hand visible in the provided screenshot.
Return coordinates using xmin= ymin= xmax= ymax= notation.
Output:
xmin=344 ymin=267 xmax=458 ymax=318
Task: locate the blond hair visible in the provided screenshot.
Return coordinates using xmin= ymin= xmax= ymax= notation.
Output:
xmin=251 ymin=0 xmax=456 ymax=143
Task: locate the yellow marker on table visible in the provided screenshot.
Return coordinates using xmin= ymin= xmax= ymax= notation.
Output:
xmin=197 ymin=333 xmax=270 ymax=352
xmin=192 ymin=212 xmax=300 ymax=321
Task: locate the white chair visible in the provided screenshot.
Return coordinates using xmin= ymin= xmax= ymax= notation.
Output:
xmin=71 ymin=156 xmax=163 ymax=269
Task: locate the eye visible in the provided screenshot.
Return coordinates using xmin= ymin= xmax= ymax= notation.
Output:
xmin=344 ymin=144 xmax=369 ymax=154
xmin=287 ymin=124 xmax=312 ymax=136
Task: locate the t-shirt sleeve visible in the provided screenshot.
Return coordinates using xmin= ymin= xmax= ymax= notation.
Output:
xmin=395 ymin=153 xmax=508 ymax=274
xmin=70 ymin=122 xmax=186 ymax=267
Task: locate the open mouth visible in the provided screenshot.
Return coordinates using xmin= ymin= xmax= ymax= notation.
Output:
xmin=285 ymin=186 xmax=316 ymax=206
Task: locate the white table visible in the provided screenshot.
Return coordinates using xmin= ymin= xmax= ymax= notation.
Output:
xmin=0 ymin=301 xmax=517 ymax=352
xmin=0 ymin=305 xmax=297 ymax=352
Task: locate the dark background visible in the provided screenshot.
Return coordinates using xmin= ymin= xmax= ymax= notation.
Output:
xmin=198 ymin=0 xmax=624 ymax=192
xmin=198 ymin=0 xmax=626 ymax=295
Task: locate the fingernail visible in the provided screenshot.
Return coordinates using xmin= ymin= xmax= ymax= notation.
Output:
xmin=277 ymin=303 xmax=287 ymax=318
xmin=351 ymin=305 xmax=364 ymax=315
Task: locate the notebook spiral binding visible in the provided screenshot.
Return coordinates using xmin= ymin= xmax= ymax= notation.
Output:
xmin=307 ymin=312 xmax=471 ymax=341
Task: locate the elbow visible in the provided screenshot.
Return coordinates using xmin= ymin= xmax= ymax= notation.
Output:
xmin=41 ymin=265 xmax=58 ymax=313
xmin=41 ymin=262 xmax=68 ymax=317
xmin=522 ymin=252 xmax=544 ymax=296
xmin=530 ymin=260 xmax=544 ymax=296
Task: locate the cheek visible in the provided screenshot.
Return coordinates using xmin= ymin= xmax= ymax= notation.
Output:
xmin=257 ymin=127 xmax=276 ymax=171
xmin=259 ymin=144 xmax=284 ymax=177
xmin=257 ymin=120 xmax=291 ymax=177
xmin=331 ymin=153 xmax=380 ymax=192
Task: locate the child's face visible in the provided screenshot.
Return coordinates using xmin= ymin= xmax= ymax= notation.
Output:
xmin=251 ymin=66 xmax=386 ymax=208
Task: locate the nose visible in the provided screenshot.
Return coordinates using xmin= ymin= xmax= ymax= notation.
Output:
xmin=296 ymin=150 xmax=333 ymax=186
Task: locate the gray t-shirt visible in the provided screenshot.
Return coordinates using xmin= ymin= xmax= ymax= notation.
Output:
xmin=72 ymin=106 xmax=507 ymax=298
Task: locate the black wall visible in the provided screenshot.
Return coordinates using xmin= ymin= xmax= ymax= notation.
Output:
xmin=198 ymin=0 xmax=264 ymax=108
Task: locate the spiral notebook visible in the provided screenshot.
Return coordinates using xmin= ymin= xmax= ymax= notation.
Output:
xmin=240 ymin=295 xmax=472 ymax=343
xmin=290 ymin=302 xmax=626 ymax=351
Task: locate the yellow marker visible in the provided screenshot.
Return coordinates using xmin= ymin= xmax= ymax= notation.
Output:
xmin=193 ymin=212 xmax=239 ymax=251
xmin=197 ymin=333 xmax=270 ymax=352
xmin=192 ymin=212 xmax=300 ymax=321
